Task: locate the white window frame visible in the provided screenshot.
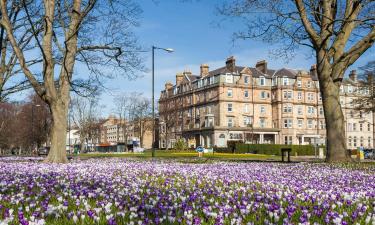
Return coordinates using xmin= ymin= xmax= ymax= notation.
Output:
xmin=260 ymin=76 xmax=266 ymax=86
xmin=227 ymin=89 xmax=233 ymax=97
xmin=227 ymin=103 xmax=233 ymax=112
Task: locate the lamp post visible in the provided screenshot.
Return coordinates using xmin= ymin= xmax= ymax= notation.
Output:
xmin=31 ymin=104 xmax=41 ymax=154
xmin=152 ymin=45 xmax=174 ymax=158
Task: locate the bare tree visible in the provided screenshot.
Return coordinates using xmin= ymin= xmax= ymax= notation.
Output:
xmin=132 ymin=94 xmax=152 ymax=148
xmin=0 ymin=1 xmax=42 ymax=102
xmin=113 ymin=92 xmax=133 ymax=151
xmin=0 ymin=94 xmax=51 ymax=155
xmin=0 ymin=0 xmax=143 ymax=162
xmin=70 ymin=93 xmax=101 ymax=153
xmin=353 ymin=61 xmax=375 ymax=112
xmin=218 ymin=0 xmax=375 ymax=162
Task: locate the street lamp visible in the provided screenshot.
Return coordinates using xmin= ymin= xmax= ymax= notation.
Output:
xmin=152 ymin=45 xmax=174 ymax=158
xmin=31 ymin=104 xmax=41 ymax=154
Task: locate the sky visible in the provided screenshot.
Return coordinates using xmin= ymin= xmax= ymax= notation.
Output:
xmin=10 ymin=0 xmax=375 ymax=116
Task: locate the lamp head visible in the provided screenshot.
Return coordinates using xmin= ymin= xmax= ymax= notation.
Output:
xmin=165 ymin=48 xmax=174 ymax=53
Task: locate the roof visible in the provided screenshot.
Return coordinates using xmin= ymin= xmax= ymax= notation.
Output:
xmin=208 ymin=66 xmax=245 ymax=76
xmin=273 ymin=68 xmax=298 ymax=78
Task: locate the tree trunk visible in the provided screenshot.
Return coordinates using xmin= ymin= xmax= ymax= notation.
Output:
xmin=79 ymin=135 xmax=85 ymax=153
xmin=320 ymin=78 xmax=351 ymax=162
xmin=44 ymin=102 xmax=68 ymax=163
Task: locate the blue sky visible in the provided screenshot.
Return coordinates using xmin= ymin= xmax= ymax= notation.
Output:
xmin=98 ymin=0 xmax=374 ymax=116
xmin=11 ymin=0 xmax=375 ymax=116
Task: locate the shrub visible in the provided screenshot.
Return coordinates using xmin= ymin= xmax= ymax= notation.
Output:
xmin=235 ymin=144 xmax=326 ymax=156
xmin=174 ymin=139 xmax=188 ymax=151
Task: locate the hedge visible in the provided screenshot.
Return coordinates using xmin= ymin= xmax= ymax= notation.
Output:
xmin=214 ymin=143 xmax=326 ymax=156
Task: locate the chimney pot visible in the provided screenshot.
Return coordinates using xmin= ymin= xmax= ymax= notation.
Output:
xmin=176 ymin=72 xmax=184 ymax=86
xmin=226 ymin=56 xmax=236 ymax=72
xmin=165 ymin=82 xmax=173 ymax=90
xmin=255 ymin=60 xmax=267 ymax=74
xmin=200 ymin=64 xmax=209 ymax=77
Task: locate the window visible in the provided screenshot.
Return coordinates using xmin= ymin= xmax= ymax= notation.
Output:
xmin=260 ymin=76 xmax=266 ymax=86
xmin=260 ymin=106 xmax=266 ymax=113
xmin=298 ymin=119 xmax=303 ymax=128
xmin=227 ymin=117 xmax=234 ymax=127
xmin=319 ymin=107 xmax=324 ymax=115
xmin=284 ymin=119 xmax=293 ymax=128
xmin=353 ymin=123 xmax=357 ymax=131
xmin=307 ymin=93 xmax=314 ymax=101
xmin=319 ymin=93 xmax=322 ymax=101
xmin=283 ymin=105 xmax=293 ymax=113
xmin=227 ymin=103 xmax=233 ymax=112
xmin=348 ymin=123 xmax=353 ymax=132
xmin=320 ymin=121 xmax=325 ymax=129
xmin=244 ymin=76 xmax=250 ymax=84
xmin=227 ymin=89 xmax=233 ymax=97
xmin=348 ymin=136 xmax=352 ymax=146
xmin=226 ymin=74 xmax=233 ymax=83
xmin=283 ymin=77 xmax=289 ymax=85
xmin=360 ymin=136 xmax=364 ymax=147
xmin=297 ymin=92 xmax=302 ymax=100
xmin=298 ymin=106 xmax=303 ymax=115
xmin=243 ymin=116 xmax=253 ymax=126
xmin=348 ymin=86 xmax=353 ymax=93
xmin=283 ymin=91 xmax=293 ymax=99
xmin=297 ymin=80 xmax=302 ymax=87
xmin=244 ymin=90 xmax=249 ymax=98
xmin=244 ymin=104 xmax=249 ymax=113
xmin=259 ymin=118 xmax=266 ymax=128
xmin=308 ymin=106 xmax=315 ymax=114
xmin=307 ymin=119 xmax=313 ymax=129
xmin=260 ymin=91 xmax=268 ymax=99
xmin=272 ymin=77 xmax=278 ymax=86
xmin=353 ymin=136 xmax=357 ymax=147
xmin=284 ymin=136 xmax=292 ymax=145
xmin=206 ymin=117 xmax=214 ymax=127
xmin=307 ymin=81 xmax=312 ymax=88
xmin=368 ymin=123 xmax=371 ymax=132
xmin=360 ymin=123 xmax=363 ymax=131
xmin=187 ymin=109 xmax=192 ymax=117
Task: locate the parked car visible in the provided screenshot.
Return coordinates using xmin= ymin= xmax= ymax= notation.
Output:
xmin=38 ymin=147 xmax=50 ymax=156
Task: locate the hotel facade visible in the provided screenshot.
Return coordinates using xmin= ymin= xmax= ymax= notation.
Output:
xmin=158 ymin=56 xmax=374 ymax=150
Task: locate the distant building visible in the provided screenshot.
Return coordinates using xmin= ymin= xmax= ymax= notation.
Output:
xmin=99 ymin=115 xmax=154 ymax=149
xmin=158 ymin=56 xmax=374 ymax=149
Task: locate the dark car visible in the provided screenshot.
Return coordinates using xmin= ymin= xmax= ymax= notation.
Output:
xmin=38 ymin=147 xmax=50 ymax=156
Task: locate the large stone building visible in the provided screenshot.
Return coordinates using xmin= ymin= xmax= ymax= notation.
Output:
xmin=158 ymin=56 xmax=374 ymax=150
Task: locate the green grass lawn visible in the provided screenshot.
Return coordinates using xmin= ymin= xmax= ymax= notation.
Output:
xmin=74 ymin=150 xmax=279 ymax=161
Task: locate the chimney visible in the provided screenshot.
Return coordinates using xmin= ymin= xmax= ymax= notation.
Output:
xmin=255 ymin=60 xmax=267 ymax=74
xmin=310 ymin=64 xmax=317 ymax=77
xmin=349 ymin=70 xmax=357 ymax=81
xmin=165 ymin=82 xmax=173 ymax=90
xmin=176 ymin=72 xmax=184 ymax=86
xmin=200 ymin=64 xmax=209 ymax=77
xmin=226 ymin=56 xmax=236 ymax=72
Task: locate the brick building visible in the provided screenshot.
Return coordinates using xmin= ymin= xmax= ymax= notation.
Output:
xmin=158 ymin=56 xmax=374 ymax=149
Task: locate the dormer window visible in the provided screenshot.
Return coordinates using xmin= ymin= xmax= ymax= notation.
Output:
xmin=244 ymin=75 xmax=250 ymax=84
xmin=283 ymin=77 xmax=289 ymax=85
xmin=260 ymin=76 xmax=266 ymax=86
xmin=226 ymin=74 xmax=233 ymax=83
xmin=297 ymin=80 xmax=302 ymax=88
xmin=272 ymin=77 xmax=278 ymax=86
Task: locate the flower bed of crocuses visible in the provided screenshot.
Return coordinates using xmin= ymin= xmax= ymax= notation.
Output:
xmin=0 ymin=158 xmax=374 ymax=225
